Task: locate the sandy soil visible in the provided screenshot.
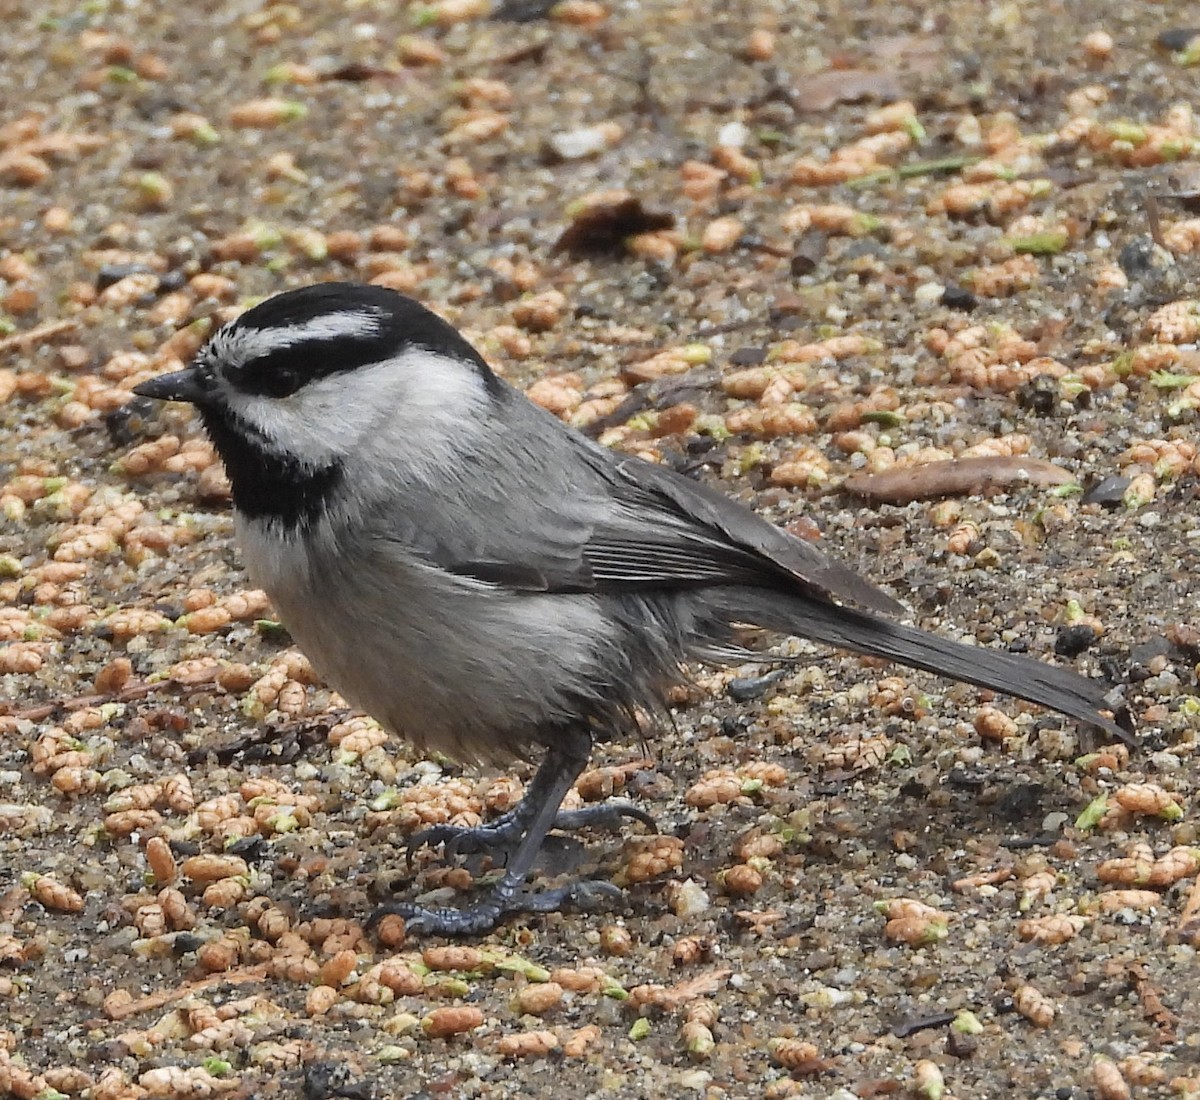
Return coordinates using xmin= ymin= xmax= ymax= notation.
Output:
xmin=2 ymin=1 xmax=1199 ymax=1097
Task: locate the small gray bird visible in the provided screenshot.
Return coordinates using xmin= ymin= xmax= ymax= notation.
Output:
xmin=134 ymin=282 xmax=1131 ymax=937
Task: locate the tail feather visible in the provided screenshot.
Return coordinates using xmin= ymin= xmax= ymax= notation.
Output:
xmin=714 ymin=591 xmax=1133 ymax=746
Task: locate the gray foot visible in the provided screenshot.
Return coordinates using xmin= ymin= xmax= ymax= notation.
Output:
xmin=369 ymin=875 xmax=622 ymax=937
xmin=404 ymin=799 xmax=657 ymax=867
xmin=379 ymin=734 xmax=643 ymax=938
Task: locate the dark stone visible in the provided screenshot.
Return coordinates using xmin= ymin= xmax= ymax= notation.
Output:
xmin=941 ymin=284 xmax=978 ymax=311
xmin=1055 ymin=623 xmax=1098 ymax=658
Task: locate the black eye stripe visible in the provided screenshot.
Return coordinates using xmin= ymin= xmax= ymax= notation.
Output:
xmin=231 ymin=336 xmax=391 ymax=397
xmin=207 ymin=282 xmax=506 ymax=400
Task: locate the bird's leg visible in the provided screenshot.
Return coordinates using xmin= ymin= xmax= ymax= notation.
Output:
xmin=403 ymin=749 xmax=655 ymax=868
xmin=373 ymin=731 xmax=625 ymax=937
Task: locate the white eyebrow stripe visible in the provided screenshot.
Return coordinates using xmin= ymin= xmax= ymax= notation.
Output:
xmin=231 ymin=309 xmax=384 ymax=360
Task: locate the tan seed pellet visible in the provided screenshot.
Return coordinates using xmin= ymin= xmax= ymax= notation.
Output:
xmin=561 ymin=1024 xmax=601 ymax=1057
xmin=27 ymin=875 xmax=84 ymax=912
xmin=422 ymin=1006 xmax=484 ymax=1039
xmin=306 ymin=985 xmax=339 ymax=1017
xmin=516 ymin=982 xmax=563 ymax=1016
xmin=1013 ymin=983 xmax=1056 ymax=1027
xmin=181 ymin=854 xmax=249 ymax=883
xmin=495 ymin=1029 xmax=559 ymax=1057
xmin=550 ymin=966 xmax=605 ymax=993
xmin=768 ymin=1038 xmax=824 ymax=1072
xmin=1093 ymin=1056 xmax=1132 ymax=1100
xmin=422 ymin=945 xmax=483 ymax=971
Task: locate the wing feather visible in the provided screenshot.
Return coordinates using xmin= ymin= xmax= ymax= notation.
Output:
xmin=422 ymin=425 xmax=903 ymax=613
xmin=584 ymin=451 xmax=905 ymax=613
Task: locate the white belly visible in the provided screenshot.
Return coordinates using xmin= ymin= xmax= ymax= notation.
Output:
xmin=235 ymin=515 xmax=613 ymax=762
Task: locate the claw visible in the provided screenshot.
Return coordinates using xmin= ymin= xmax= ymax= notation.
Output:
xmin=521 ymin=879 xmax=623 ymax=914
xmin=402 ymin=823 xmax=457 ymax=868
xmin=402 ymin=810 xmax=526 ymax=868
xmin=553 ymin=799 xmax=658 ymax=835
xmin=368 ymin=877 xmax=624 ymax=938
xmin=401 ymin=799 xmax=656 ymax=869
xmin=378 ymin=741 xmax=649 ymax=938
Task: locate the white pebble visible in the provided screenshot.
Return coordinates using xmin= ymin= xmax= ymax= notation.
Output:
xmin=915 ymin=282 xmax=946 ymax=306
xmin=672 ymin=877 xmax=711 ymax=917
xmin=716 ymin=121 xmax=751 ymax=148
xmin=548 ymin=126 xmax=611 ymax=160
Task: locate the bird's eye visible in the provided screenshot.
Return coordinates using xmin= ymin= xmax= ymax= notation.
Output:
xmin=256 ymin=366 xmax=301 ymax=398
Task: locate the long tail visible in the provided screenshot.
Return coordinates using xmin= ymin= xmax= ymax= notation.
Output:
xmin=711 ymin=590 xmax=1134 ymax=746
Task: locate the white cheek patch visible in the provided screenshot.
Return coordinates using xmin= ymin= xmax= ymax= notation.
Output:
xmin=225 ymin=348 xmax=489 ymax=472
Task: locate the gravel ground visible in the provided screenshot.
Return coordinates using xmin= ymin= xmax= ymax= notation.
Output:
xmin=2 ymin=1 xmax=1200 ymax=1097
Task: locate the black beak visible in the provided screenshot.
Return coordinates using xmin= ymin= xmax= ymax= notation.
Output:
xmin=133 ymin=367 xmax=211 ymax=404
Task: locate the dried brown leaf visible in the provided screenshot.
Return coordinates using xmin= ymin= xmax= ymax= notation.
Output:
xmin=843 ymin=455 xmax=1073 ymax=504
xmin=627 ymin=968 xmax=732 ymax=1011
xmin=554 ymin=194 xmax=674 ymax=257
xmin=792 ymin=68 xmax=905 ymax=113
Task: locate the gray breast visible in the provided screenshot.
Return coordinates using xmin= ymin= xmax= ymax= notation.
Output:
xmin=234 ymin=513 xmax=627 ymax=763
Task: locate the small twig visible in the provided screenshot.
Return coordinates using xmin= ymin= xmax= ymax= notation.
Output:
xmin=743 ymin=237 xmax=794 ymax=259
xmin=688 ymin=318 xmax=756 ymax=341
xmin=1146 ymin=193 xmax=1167 ymax=250
xmin=1126 ymin=960 xmax=1179 ymax=1042
xmin=0 ymin=317 xmax=79 ymax=354
xmin=104 ymin=964 xmax=270 ymax=1021
xmin=891 ymin=1011 xmax=957 ymax=1038
xmin=896 ymin=154 xmax=983 ymax=179
xmin=848 ymin=154 xmax=983 ymax=188
xmin=491 ymin=0 xmax=558 ymax=21
xmin=580 ymin=370 xmax=719 ymax=440
xmin=487 ymin=39 xmax=550 ymax=67
xmin=1179 ymin=872 xmax=1200 ymax=930
xmin=734 ymin=909 xmax=785 ymax=935
xmin=999 ymin=834 xmax=1060 ymax=849
xmin=580 ymin=388 xmax=652 ymax=439
xmin=1160 ymin=187 xmax=1200 ymax=212
xmin=187 ymin=712 xmax=335 ymax=766
xmin=6 ymin=677 xmax=218 ymax=722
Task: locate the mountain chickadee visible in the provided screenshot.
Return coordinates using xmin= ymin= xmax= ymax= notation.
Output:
xmin=133 ymin=282 xmax=1131 ymax=936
